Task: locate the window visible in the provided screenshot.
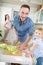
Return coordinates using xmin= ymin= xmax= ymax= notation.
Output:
xmin=38 ymin=8 xmax=43 ymax=23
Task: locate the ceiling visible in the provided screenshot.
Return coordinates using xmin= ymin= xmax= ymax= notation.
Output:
xmin=0 ymin=0 xmax=43 ymax=9
xmin=0 ymin=0 xmax=43 ymax=5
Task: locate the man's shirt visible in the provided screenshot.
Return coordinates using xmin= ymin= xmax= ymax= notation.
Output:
xmin=13 ymin=14 xmax=34 ymax=43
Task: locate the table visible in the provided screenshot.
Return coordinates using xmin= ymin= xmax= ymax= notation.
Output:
xmin=0 ymin=55 xmax=32 ymax=65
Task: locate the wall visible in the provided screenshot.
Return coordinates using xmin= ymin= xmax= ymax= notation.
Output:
xmin=0 ymin=3 xmax=21 ymax=43
xmin=0 ymin=3 xmax=40 ymax=43
xmin=0 ymin=3 xmax=37 ymax=23
xmin=0 ymin=7 xmax=1 ymax=27
xmin=0 ymin=6 xmax=12 ymax=28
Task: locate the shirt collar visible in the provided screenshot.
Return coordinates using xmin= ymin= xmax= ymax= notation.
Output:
xmin=19 ymin=16 xmax=28 ymax=25
xmin=33 ymin=37 xmax=42 ymax=41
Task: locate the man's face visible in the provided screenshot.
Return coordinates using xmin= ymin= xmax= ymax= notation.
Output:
xmin=20 ymin=7 xmax=30 ymax=22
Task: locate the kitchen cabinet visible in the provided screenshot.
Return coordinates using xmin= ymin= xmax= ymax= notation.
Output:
xmin=34 ymin=23 xmax=43 ymax=29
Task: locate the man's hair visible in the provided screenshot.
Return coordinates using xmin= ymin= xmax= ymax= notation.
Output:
xmin=21 ymin=4 xmax=30 ymax=11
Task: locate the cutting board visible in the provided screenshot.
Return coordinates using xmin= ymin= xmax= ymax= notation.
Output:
xmin=3 ymin=49 xmax=22 ymax=56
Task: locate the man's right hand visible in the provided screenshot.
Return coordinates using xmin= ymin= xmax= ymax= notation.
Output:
xmin=18 ymin=44 xmax=26 ymax=51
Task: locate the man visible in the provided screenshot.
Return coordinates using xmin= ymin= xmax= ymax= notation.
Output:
xmin=13 ymin=4 xmax=34 ymax=50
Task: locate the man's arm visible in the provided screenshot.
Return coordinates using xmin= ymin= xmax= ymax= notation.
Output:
xmin=23 ymin=19 xmax=34 ymax=47
xmin=13 ymin=28 xmax=19 ymax=44
xmin=13 ymin=28 xmax=17 ymax=34
xmin=19 ymin=20 xmax=34 ymax=50
xmin=19 ymin=36 xmax=32 ymax=51
xmin=22 ymin=36 xmax=32 ymax=47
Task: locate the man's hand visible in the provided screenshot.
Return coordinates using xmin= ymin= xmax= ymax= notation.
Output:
xmin=18 ymin=43 xmax=28 ymax=51
xmin=19 ymin=36 xmax=32 ymax=51
xmin=18 ymin=45 xmax=25 ymax=51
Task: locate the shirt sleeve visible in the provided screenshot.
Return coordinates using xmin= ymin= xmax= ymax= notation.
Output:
xmin=28 ymin=19 xmax=34 ymax=36
xmin=32 ymin=38 xmax=38 ymax=45
xmin=13 ymin=15 xmax=17 ymax=29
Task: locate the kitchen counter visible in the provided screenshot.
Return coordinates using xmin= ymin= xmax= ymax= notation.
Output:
xmin=0 ymin=49 xmax=32 ymax=65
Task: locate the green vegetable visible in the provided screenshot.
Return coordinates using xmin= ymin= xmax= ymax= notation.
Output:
xmin=0 ymin=44 xmax=18 ymax=53
xmin=6 ymin=45 xmax=18 ymax=53
xmin=0 ymin=44 xmax=7 ymax=49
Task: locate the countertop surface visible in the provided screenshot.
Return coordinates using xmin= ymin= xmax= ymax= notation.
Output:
xmin=0 ymin=49 xmax=32 ymax=65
